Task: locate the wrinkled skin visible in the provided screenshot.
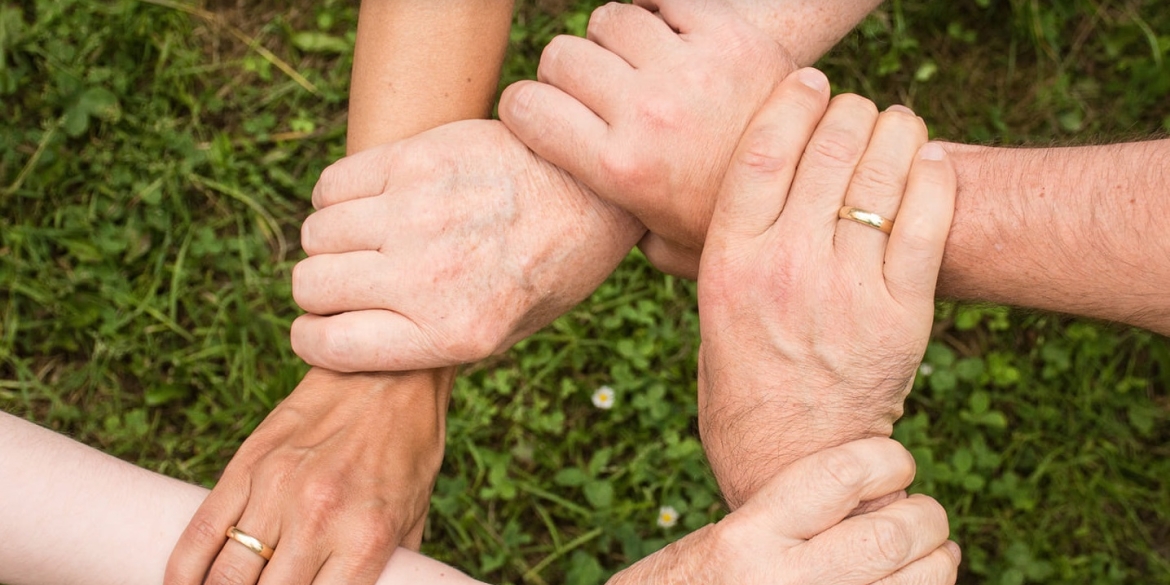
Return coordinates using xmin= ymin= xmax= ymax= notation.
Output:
xmin=165 ymin=368 xmax=451 ymax=585
xmin=694 ymin=68 xmax=957 ymax=508
xmin=500 ymin=0 xmax=797 ymax=277
xmin=290 ymin=119 xmax=643 ymax=372
xmin=607 ymin=438 xmax=961 ymax=585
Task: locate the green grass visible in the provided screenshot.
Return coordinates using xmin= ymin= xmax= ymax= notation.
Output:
xmin=1 ymin=0 xmax=1168 ymax=584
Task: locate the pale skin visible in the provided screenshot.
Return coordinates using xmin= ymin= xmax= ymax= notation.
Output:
xmin=1 ymin=71 xmax=964 ymax=585
xmin=284 ymin=0 xmax=1168 ymax=572
xmin=166 ymin=2 xmax=517 ymax=585
xmin=0 ymin=403 xmax=955 ymax=585
xmin=222 ymin=4 xmax=906 ymax=582
xmin=2 ymin=77 xmax=968 ymax=580
xmin=494 ymin=0 xmax=1170 ymax=508
xmin=169 ymin=0 xmax=1165 ymax=580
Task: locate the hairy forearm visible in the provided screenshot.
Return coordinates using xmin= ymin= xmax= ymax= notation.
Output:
xmin=0 ymin=412 xmax=483 ymax=585
xmin=939 ymin=139 xmax=1170 ymax=334
xmin=709 ymin=138 xmax=1170 ymax=508
xmin=726 ymin=0 xmax=883 ymax=66
xmin=348 ymin=0 xmax=515 ymax=152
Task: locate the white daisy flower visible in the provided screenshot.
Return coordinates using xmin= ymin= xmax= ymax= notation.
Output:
xmin=591 ymin=385 xmax=615 ymax=410
xmin=657 ymin=505 xmax=679 ymax=529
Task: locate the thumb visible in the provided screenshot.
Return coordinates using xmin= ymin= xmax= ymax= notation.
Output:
xmin=708 ymin=68 xmax=831 ymax=242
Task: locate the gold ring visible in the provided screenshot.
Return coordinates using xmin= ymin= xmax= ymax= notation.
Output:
xmin=838 ymin=206 xmax=894 ymax=235
xmin=225 ymin=526 xmax=275 ymax=561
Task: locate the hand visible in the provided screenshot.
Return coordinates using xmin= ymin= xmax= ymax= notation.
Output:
xmin=696 ymin=68 xmax=957 ymax=507
xmin=165 ymin=367 xmax=452 ymax=585
xmin=290 ymin=119 xmax=643 ymax=372
xmin=499 ymin=0 xmax=796 ymax=278
xmin=607 ymin=438 xmax=961 ymax=585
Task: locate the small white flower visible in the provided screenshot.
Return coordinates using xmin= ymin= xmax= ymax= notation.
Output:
xmin=591 ymin=386 xmax=615 ymax=410
xmin=918 ymin=363 xmax=934 ymax=377
xmin=657 ymin=505 xmax=679 ymax=529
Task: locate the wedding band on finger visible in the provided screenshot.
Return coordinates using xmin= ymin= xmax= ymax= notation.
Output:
xmin=838 ymin=206 xmax=895 ymax=235
xmin=225 ymin=526 xmax=275 ymax=561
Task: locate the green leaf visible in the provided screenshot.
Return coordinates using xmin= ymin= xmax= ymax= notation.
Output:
xmin=583 ymin=480 xmax=614 ymax=509
xmin=78 ymin=86 xmax=119 ymax=120
xmin=955 ymin=357 xmax=985 ymax=381
xmin=565 ymin=550 xmax=604 ymax=585
xmin=952 ymin=448 xmax=974 ymax=474
xmin=291 ymin=31 xmax=350 ymax=54
xmin=969 ymin=390 xmax=991 ymax=414
xmin=554 ymin=467 xmax=590 ymax=487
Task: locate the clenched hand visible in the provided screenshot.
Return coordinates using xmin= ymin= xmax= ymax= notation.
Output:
xmin=290 ymin=119 xmax=642 ymax=372
xmin=696 ymin=68 xmax=957 ymax=507
xmin=165 ymin=368 xmax=451 ymax=585
xmin=500 ymin=0 xmax=796 ymax=277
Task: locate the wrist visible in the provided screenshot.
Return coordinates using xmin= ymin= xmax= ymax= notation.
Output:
xmin=605 ymin=524 xmax=719 ymax=585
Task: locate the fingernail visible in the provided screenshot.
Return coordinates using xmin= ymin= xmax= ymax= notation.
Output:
xmin=796 ymin=68 xmax=828 ymax=91
xmin=919 ymin=142 xmax=946 ymax=161
xmin=886 ymin=104 xmax=914 ymax=115
xmin=944 ymin=541 xmax=962 ymax=564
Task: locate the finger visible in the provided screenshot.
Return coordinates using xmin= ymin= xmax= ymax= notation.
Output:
xmin=165 ymin=476 xmax=251 ymax=585
xmin=536 ymin=34 xmax=632 ymax=122
xmin=777 ymin=93 xmax=878 ymax=246
xmin=292 ymin=252 xmax=400 ymax=315
xmin=498 ymin=80 xmax=609 ymax=194
xmin=835 ymin=105 xmax=928 ymax=270
xmin=632 ymin=0 xmax=736 ymax=34
xmin=733 ymin=437 xmax=916 ymax=542
xmin=883 ymin=142 xmax=956 ymax=306
xmin=300 ymin=197 xmax=391 ymax=256
xmin=400 ymin=512 xmax=427 ymax=551
xmin=637 ymin=232 xmax=700 ymax=280
xmin=796 ymin=494 xmax=951 ymax=584
xmin=869 ymin=541 xmax=962 ymax=585
xmin=587 ymin=2 xmax=679 ymax=68
xmin=311 ymin=145 xmax=399 ymax=210
xmin=312 ymin=554 xmax=386 ymax=585
xmin=205 ymin=508 xmax=281 ymax=585
xmin=291 ymin=311 xmax=444 ymax=373
xmin=707 ymin=67 xmax=830 ymax=241
xmin=304 ymin=516 xmax=402 ymax=585
xmin=256 ymin=528 xmax=327 ymax=585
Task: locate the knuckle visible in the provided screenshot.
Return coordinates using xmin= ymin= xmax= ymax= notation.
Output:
xmin=501 ymin=82 xmax=539 ymax=120
xmin=831 ymin=93 xmax=879 ymax=117
xmin=187 ymin=515 xmax=227 ymax=544
xmin=205 ymin=562 xmax=251 ymax=585
xmin=736 ymin=125 xmax=795 ymax=176
xmin=449 ymin=319 xmax=502 ymax=363
xmin=810 ymin=127 xmax=865 ymax=166
xmin=864 ymin=515 xmax=914 ymax=567
xmin=354 ymin=522 xmax=395 ymax=561
xmin=851 ymin=160 xmax=905 ymax=193
xmin=301 ymin=479 xmax=346 ymax=525
xmin=599 ymin=148 xmax=651 ymax=189
xmin=315 ymin=326 xmax=355 ymax=369
xmin=914 ymin=494 xmax=950 ymax=525
xmin=631 ymin=97 xmax=685 ymax=133
xmin=817 ymin=447 xmax=868 ymax=493
xmin=538 ymin=36 xmax=570 ymax=76
xmin=588 ymin=2 xmax=622 ymax=32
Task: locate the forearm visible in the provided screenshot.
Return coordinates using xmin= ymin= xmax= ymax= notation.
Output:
xmin=348 ymin=0 xmax=515 ymax=152
xmin=725 ymin=0 xmax=883 ymax=66
xmin=707 ymin=139 xmax=1170 ymax=508
xmin=938 ymin=139 xmax=1170 ymax=334
xmin=0 ymin=412 xmax=483 ymax=585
